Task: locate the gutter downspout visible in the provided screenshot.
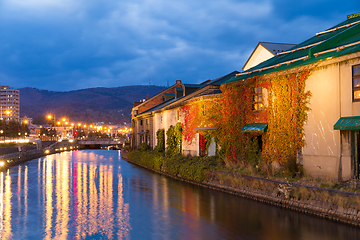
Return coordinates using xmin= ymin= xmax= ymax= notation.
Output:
xmin=339 ymin=63 xmax=343 ymax=182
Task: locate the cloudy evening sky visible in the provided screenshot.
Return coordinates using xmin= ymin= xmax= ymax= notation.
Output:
xmin=0 ymin=0 xmax=359 ymax=91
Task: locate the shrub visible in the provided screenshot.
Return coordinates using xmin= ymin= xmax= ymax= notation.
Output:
xmin=166 ymin=122 xmax=182 ymax=156
xmin=154 ymin=129 xmax=165 ymax=152
xmin=138 ymin=143 xmax=150 ymax=151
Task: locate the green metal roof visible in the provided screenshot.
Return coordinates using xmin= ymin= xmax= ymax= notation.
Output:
xmin=334 ymin=116 xmax=360 ymax=131
xmin=226 ymin=14 xmax=360 ymax=84
xmin=241 ymin=123 xmax=268 ymax=133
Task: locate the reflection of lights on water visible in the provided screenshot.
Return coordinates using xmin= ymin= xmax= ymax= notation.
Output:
xmin=0 ymin=172 xmax=3 ymax=232
xmin=4 ymin=170 xmax=12 ymax=239
xmin=0 ymin=152 xmax=133 ymax=238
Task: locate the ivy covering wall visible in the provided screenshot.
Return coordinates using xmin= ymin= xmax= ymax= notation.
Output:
xmin=166 ymin=122 xmax=183 ymax=156
xmin=154 ymin=129 xmax=165 ymax=152
xmin=180 ymin=68 xmax=313 ymax=171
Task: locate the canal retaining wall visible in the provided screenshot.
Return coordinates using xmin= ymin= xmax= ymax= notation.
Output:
xmin=0 ymin=140 xmax=80 ymax=170
xmin=121 ymin=151 xmax=360 ymax=228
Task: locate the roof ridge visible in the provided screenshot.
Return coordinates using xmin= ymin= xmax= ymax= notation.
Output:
xmin=316 ymin=19 xmax=360 ymax=36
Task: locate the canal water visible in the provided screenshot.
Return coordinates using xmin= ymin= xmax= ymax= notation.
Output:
xmin=0 ymin=150 xmax=359 ymax=239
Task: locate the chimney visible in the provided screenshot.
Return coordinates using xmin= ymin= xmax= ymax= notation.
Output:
xmin=146 ymin=96 xmax=149 ymax=100
xmin=176 ymin=80 xmax=182 ymax=85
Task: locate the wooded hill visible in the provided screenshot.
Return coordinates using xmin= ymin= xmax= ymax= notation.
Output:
xmin=20 ymin=85 xmax=166 ymax=125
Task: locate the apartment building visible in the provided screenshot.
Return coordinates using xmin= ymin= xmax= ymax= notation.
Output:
xmin=0 ymin=86 xmax=20 ymax=122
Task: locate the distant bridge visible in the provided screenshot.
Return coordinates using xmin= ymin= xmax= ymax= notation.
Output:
xmin=78 ymin=138 xmax=125 ymax=146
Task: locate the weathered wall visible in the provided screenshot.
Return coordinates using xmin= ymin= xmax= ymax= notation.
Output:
xmin=303 ymin=53 xmax=360 ymax=180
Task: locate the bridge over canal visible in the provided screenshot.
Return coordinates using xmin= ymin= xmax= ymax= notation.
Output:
xmin=78 ymin=138 xmax=125 ymax=149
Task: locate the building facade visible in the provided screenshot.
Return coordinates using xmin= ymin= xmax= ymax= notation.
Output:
xmin=224 ymin=12 xmax=360 ymax=181
xmin=0 ymin=86 xmax=20 ymax=122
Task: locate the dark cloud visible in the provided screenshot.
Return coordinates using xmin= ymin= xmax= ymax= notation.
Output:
xmin=0 ymin=0 xmax=359 ymax=91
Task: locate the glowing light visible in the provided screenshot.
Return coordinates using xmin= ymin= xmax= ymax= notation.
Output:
xmin=0 ymin=161 xmax=5 ymax=167
xmin=45 ymin=149 xmax=50 ymax=154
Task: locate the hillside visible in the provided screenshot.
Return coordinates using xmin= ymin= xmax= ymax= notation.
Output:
xmin=20 ymin=85 xmax=166 ymax=125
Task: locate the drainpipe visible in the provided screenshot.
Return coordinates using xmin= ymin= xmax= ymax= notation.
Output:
xmin=339 ymin=62 xmax=343 ymax=181
xmin=355 ymin=132 xmax=358 ymax=178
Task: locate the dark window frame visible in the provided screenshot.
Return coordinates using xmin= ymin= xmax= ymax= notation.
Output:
xmin=252 ymin=87 xmax=263 ymax=112
xmin=353 ymin=65 xmax=360 ymax=102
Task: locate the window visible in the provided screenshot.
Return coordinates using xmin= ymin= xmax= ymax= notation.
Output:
xmin=353 ymin=65 xmax=360 ymax=101
xmin=202 ymin=104 xmax=207 ymax=116
xmin=140 ymin=120 xmax=143 ymax=126
xmin=146 ymin=119 xmax=148 ymax=125
xmin=252 ymin=87 xmax=263 ymax=111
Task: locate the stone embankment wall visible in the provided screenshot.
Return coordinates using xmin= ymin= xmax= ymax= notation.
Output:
xmin=0 ymin=140 xmax=79 ymax=170
xmin=121 ymin=151 xmax=360 ymax=227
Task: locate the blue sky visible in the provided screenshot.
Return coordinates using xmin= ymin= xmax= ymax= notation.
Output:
xmin=0 ymin=0 xmax=359 ymax=91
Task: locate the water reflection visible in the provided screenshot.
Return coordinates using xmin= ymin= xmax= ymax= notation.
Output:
xmin=0 ymin=150 xmax=358 ymax=239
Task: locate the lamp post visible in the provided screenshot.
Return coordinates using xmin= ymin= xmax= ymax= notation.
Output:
xmin=47 ymin=114 xmax=56 ymax=126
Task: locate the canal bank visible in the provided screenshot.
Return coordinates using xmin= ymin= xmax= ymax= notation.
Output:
xmin=122 ymin=150 xmax=360 ymax=228
xmin=0 ymin=140 xmax=80 ymax=170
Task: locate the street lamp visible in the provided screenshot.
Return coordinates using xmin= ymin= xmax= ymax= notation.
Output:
xmin=1 ymin=109 xmax=11 ymax=121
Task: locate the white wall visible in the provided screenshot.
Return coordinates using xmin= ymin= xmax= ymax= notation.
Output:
xmin=243 ymin=46 xmax=274 ymax=71
xmin=303 ymin=54 xmax=360 ymax=180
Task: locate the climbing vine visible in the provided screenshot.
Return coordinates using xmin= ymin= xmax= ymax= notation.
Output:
xmin=179 ymin=68 xmax=313 ymax=170
xmin=219 ymin=69 xmax=312 ymax=167
xmin=218 ymin=78 xmax=268 ymax=163
xmin=180 ymin=97 xmax=221 ymax=144
xmin=166 ymin=122 xmax=183 ymax=156
xmin=154 ymin=128 xmax=165 ymax=152
xmin=264 ymin=70 xmax=312 ymax=165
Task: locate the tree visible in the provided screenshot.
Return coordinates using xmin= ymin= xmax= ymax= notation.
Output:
xmin=7 ymin=120 xmax=21 ymax=139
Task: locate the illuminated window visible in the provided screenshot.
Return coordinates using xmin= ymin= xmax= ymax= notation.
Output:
xmin=252 ymin=87 xmax=263 ymax=111
xmin=353 ymin=65 xmax=360 ymax=101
